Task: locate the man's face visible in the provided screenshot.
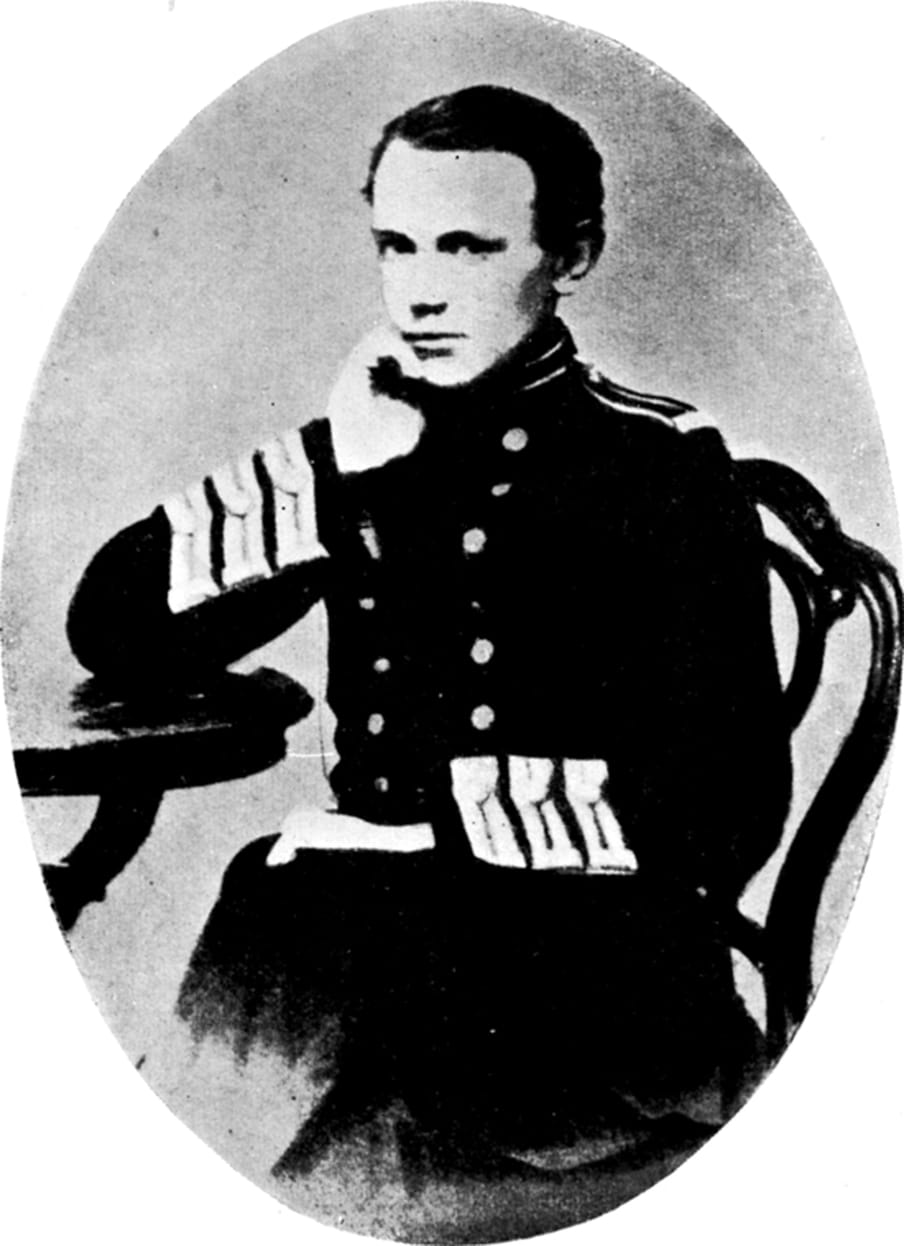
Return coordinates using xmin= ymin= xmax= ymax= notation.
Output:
xmin=370 ymin=139 xmax=557 ymax=387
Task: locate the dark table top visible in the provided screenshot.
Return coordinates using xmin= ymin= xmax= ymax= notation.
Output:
xmin=13 ymin=666 xmax=313 ymax=796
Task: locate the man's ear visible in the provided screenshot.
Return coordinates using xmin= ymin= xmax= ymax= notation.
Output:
xmin=551 ymin=232 xmax=598 ymax=295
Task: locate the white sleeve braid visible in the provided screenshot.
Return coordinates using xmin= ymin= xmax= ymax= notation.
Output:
xmin=162 ymin=427 xmax=327 ymax=615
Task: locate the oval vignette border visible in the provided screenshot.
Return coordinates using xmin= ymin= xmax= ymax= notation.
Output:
xmin=1 ymin=5 xmax=901 ymax=1246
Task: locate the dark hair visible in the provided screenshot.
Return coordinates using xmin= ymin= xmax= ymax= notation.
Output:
xmin=362 ymin=85 xmax=605 ymax=267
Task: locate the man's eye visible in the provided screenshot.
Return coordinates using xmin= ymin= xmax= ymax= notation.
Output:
xmin=441 ymin=235 xmax=505 ymax=258
xmin=375 ymin=236 xmax=414 ymax=258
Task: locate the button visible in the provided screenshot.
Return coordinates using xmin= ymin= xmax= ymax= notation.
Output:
xmin=491 ymin=482 xmax=512 ymax=497
xmin=367 ymin=713 xmax=385 ymax=735
xmin=471 ymin=704 xmax=495 ymax=731
xmin=470 ymin=638 xmax=494 ymax=664
xmin=502 ymin=427 xmax=528 ymax=452
xmin=374 ymin=776 xmax=390 ymax=793
xmin=359 ymin=596 xmax=376 ymax=611
xmin=373 ymin=657 xmax=390 ymax=673
xmin=463 ymin=527 xmax=487 ymax=554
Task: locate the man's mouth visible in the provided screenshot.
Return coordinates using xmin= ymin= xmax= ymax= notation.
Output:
xmin=412 ymin=345 xmax=453 ymax=360
xmin=402 ymin=332 xmax=464 ymax=362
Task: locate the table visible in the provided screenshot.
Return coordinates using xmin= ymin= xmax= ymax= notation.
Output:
xmin=13 ymin=667 xmax=312 ymax=931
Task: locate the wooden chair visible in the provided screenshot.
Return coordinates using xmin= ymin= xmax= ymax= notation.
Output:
xmin=718 ymin=458 xmax=902 ymax=1054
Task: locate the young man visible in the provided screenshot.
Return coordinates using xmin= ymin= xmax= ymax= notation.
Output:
xmin=67 ymin=86 xmax=791 ymax=1176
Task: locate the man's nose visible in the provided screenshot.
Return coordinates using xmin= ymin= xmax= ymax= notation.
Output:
xmin=400 ymin=253 xmax=451 ymax=319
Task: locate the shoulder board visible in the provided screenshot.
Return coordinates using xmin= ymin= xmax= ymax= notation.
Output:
xmin=581 ymin=362 xmax=712 ymax=430
xmin=671 ymin=410 xmax=720 ymax=434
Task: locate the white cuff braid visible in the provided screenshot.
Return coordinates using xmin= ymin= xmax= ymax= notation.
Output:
xmin=162 ymin=426 xmax=326 ymax=615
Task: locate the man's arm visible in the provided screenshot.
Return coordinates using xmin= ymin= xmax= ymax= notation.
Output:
xmin=614 ymin=425 xmax=794 ymax=899
xmin=67 ymin=425 xmax=330 ymax=684
xmin=66 ymin=329 xmax=428 ymax=685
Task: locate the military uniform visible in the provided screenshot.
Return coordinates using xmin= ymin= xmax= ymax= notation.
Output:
xmin=68 ymin=320 xmax=791 ymax=1168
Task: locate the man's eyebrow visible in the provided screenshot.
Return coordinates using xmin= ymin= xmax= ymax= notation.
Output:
xmin=437 ymin=231 xmax=508 ymax=253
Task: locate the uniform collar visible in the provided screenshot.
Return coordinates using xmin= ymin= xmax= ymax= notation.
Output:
xmin=515 ymin=319 xmax=576 ymax=394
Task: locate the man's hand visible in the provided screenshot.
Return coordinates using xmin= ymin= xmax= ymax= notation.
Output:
xmin=266 ymin=807 xmax=434 ymax=864
xmin=326 ymin=325 xmax=426 ymax=474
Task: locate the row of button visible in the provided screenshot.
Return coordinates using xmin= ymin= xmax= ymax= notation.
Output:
xmin=367 ymin=708 xmax=494 ymax=795
xmin=366 ymin=698 xmax=496 ymax=740
xmin=366 ymin=638 xmax=492 ymax=672
xmin=364 ymin=635 xmax=494 ymax=734
xmin=362 ymin=425 xmax=530 ymax=789
xmin=361 ymin=632 xmax=491 ymax=685
xmin=459 ymin=426 xmax=527 ymax=732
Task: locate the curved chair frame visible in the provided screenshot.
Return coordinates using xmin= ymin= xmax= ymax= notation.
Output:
xmin=723 ymin=459 xmax=902 ymax=1052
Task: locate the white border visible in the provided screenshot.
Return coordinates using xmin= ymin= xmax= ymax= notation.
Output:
xmin=2 ymin=4 xmax=901 ymax=1244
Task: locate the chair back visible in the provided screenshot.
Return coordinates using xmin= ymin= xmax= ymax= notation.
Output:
xmin=726 ymin=459 xmax=902 ymax=1051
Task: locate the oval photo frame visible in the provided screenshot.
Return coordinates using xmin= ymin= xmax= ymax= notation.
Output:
xmin=2 ymin=5 xmax=901 ymax=1245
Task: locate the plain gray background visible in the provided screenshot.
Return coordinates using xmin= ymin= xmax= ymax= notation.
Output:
xmin=1 ymin=3 xmax=901 ymax=1244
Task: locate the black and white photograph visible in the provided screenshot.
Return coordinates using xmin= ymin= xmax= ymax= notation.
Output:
xmin=1 ymin=3 xmax=901 ymax=1243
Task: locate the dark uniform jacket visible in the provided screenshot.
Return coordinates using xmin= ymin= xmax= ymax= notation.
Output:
xmin=68 ymin=319 xmax=791 ymax=898
xmin=66 ymin=320 xmax=793 ymax=1157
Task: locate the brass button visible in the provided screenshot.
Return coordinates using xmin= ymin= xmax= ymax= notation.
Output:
xmin=373 ymin=657 xmax=390 ymax=673
xmin=470 ymin=638 xmax=494 ymax=665
xmin=359 ymin=596 xmax=376 ymax=611
xmin=471 ymin=704 xmax=495 ymax=731
xmin=502 ymin=427 xmax=528 ymax=452
xmin=367 ymin=713 xmax=385 ymax=735
xmin=463 ymin=528 xmax=487 ymax=554
xmin=374 ymin=776 xmax=390 ymax=793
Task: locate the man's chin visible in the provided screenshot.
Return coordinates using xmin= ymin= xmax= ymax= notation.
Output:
xmin=369 ymin=352 xmax=491 ymax=410
xmin=404 ymin=353 xmax=482 ymax=389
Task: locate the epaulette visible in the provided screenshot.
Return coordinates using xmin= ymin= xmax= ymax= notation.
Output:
xmin=580 ymin=362 xmax=717 ymax=433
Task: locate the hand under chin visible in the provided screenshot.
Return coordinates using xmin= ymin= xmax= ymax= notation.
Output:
xmin=326 ymin=325 xmax=426 ymax=474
